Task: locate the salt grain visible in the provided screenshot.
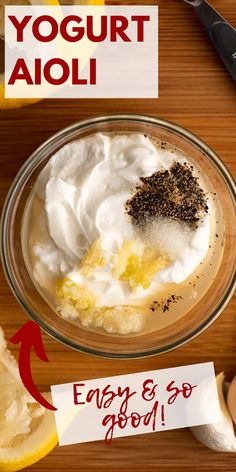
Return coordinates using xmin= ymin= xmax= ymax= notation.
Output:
xmin=141 ymin=217 xmax=193 ymax=261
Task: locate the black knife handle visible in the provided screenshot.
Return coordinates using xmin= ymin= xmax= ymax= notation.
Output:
xmin=211 ymin=21 xmax=236 ymax=83
xmin=185 ymin=0 xmax=236 ymax=83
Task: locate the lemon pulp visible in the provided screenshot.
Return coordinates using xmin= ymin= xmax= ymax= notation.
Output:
xmin=0 ymin=327 xmax=57 ymax=472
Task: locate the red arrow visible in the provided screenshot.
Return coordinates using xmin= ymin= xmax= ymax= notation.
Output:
xmin=10 ymin=321 xmax=57 ymax=411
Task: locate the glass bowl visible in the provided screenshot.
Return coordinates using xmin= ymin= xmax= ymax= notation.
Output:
xmin=1 ymin=114 xmax=235 ymax=358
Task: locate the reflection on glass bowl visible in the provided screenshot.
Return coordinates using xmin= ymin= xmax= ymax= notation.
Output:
xmin=1 ymin=115 xmax=235 ymax=358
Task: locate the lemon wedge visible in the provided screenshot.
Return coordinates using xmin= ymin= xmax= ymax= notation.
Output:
xmin=0 ymin=0 xmax=104 ymax=109
xmin=0 ymin=74 xmax=40 ymax=110
xmin=0 ymin=327 xmax=58 ymax=471
xmin=0 ymin=0 xmax=60 ymax=109
xmin=0 ymin=0 xmax=102 ymax=39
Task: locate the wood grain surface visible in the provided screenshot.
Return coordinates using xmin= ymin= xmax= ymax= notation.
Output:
xmin=0 ymin=0 xmax=236 ymax=470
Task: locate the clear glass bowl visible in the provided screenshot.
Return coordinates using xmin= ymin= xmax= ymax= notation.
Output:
xmin=1 ymin=115 xmax=235 ymax=358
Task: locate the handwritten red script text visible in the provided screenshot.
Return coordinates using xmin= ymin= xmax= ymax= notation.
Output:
xmin=73 ymin=379 xmax=197 ymax=444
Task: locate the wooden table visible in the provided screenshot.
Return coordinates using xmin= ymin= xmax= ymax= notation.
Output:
xmin=0 ymin=0 xmax=236 ymax=470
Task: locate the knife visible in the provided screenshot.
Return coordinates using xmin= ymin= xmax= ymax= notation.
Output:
xmin=183 ymin=0 xmax=236 ymax=83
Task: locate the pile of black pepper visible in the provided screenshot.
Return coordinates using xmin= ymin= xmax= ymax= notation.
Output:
xmin=125 ymin=162 xmax=208 ymax=229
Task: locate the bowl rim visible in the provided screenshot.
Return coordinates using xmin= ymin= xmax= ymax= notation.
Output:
xmin=1 ymin=113 xmax=236 ymax=359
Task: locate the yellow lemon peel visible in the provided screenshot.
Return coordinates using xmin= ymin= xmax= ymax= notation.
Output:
xmin=0 ymin=327 xmax=57 ymax=472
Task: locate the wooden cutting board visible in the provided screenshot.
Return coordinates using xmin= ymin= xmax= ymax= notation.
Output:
xmin=0 ymin=0 xmax=235 ymax=470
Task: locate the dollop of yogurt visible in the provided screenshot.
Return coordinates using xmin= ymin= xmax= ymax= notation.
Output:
xmin=31 ymin=133 xmax=210 ymax=306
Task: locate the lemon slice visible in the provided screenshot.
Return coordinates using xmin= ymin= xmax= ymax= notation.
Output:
xmin=0 ymin=0 xmax=101 ymax=39
xmin=0 ymin=0 xmax=104 ymax=109
xmin=0 ymin=0 xmax=60 ymax=109
xmin=0 ymin=327 xmax=58 ymax=471
xmin=0 ymin=73 xmax=41 ymax=109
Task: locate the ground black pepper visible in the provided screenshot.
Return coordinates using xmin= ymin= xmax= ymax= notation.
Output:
xmin=150 ymin=294 xmax=183 ymax=313
xmin=125 ymin=162 xmax=208 ymax=229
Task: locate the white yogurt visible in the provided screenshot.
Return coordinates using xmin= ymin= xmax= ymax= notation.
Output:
xmin=32 ymin=133 xmax=210 ymax=306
